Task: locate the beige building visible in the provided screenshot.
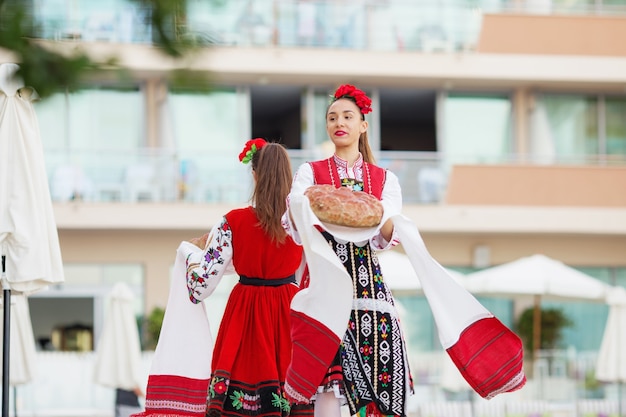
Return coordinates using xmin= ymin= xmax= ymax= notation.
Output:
xmin=2 ymin=0 xmax=625 ymax=361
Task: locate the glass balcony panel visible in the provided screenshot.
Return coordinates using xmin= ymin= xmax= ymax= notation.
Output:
xmin=534 ymin=94 xmax=599 ymax=163
xmin=441 ymin=93 xmax=513 ymax=169
xmin=605 ymin=97 xmax=626 ymax=157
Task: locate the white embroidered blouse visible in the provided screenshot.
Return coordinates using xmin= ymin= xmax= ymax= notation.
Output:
xmin=282 ymin=153 xmax=402 ymax=250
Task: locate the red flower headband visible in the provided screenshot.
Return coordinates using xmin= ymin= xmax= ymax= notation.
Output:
xmin=333 ymin=84 xmax=372 ymax=115
xmin=239 ymin=138 xmax=267 ymax=164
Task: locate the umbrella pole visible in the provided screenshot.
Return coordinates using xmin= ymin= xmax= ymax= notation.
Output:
xmin=532 ymin=295 xmax=541 ymax=378
xmin=1 ymin=255 xmax=10 ymax=417
xmin=617 ymin=381 xmax=624 ymax=417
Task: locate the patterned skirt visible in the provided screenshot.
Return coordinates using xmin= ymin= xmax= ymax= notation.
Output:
xmin=320 ymin=232 xmax=413 ymax=417
xmin=206 ymin=282 xmax=314 ymax=417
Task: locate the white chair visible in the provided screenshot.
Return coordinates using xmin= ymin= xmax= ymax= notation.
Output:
xmin=577 ymin=399 xmax=619 ymax=417
xmin=418 ymin=166 xmax=445 ymax=203
xmin=419 ymin=401 xmax=473 ymax=417
xmin=505 ymin=400 xmax=550 ymax=417
xmin=124 ymin=164 xmax=161 ymax=202
xmin=50 ymin=164 xmax=94 ymax=202
xmin=474 ymin=399 xmax=506 ymax=417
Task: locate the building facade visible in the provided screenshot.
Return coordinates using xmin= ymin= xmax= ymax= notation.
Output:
xmin=2 ymin=0 xmax=626 ymax=370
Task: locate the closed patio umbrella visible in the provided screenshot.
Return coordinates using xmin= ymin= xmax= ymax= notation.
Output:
xmin=0 ymin=62 xmax=65 ymax=417
xmin=0 ymin=293 xmax=37 ymax=417
xmin=0 ymin=294 xmax=37 ymax=385
xmin=94 ymin=282 xmax=144 ymax=417
xmin=93 ymin=283 xmax=143 ymax=399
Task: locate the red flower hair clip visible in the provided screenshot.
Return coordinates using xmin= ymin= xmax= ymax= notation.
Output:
xmin=239 ymin=138 xmax=267 ymax=164
xmin=333 ymin=84 xmax=372 ymax=115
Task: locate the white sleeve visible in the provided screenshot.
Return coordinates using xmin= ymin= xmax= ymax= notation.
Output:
xmin=281 ymin=163 xmax=314 ymax=245
xmin=371 ymin=170 xmax=402 ymax=250
xmin=183 ymin=217 xmax=234 ymax=303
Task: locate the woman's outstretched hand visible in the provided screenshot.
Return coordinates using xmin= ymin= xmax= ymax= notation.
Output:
xmin=380 ymin=218 xmax=394 ymax=242
xmin=188 ymin=232 xmax=209 ymax=249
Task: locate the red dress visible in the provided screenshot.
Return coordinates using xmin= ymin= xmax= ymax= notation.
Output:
xmin=185 ymin=207 xmax=313 ymax=417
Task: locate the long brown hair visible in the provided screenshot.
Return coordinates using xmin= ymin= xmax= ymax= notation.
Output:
xmin=329 ymin=95 xmax=376 ymax=164
xmin=250 ymin=142 xmax=292 ymax=244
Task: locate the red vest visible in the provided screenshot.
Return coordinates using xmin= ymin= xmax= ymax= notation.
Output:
xmin=308 ymin=158 xmax=386 ymax=199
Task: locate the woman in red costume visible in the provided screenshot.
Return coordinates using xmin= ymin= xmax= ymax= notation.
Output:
xmin=185 ymin=139 xmax=314 ymax=417
xmin=282 ymin=85 xmax=413 ymax=417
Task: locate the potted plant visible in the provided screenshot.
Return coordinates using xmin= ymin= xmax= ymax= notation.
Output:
xmin=516 ymin=306 xmax=573 ymax=352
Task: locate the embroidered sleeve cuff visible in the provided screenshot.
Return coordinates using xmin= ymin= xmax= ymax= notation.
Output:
xmin=371 ymin=228 xmax=399 ymax=250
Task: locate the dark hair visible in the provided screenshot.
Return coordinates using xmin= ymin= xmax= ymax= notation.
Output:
xmin=328 ymin=95 xmax=376 ymax=164
xmin=250 ymin=142 xmax=292 ymax=244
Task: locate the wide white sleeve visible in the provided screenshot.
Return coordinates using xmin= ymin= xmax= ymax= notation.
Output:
xmin=182 ymin=217 xmax=234 ymax=303
xmin=281 ymin=163 xmax=315 ymax=245
xmin=371 ymin=170 xmax=402 ymax=250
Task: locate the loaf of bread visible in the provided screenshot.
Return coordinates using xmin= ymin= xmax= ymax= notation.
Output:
xmin=304 ymin=184 xmax=383 ymax=228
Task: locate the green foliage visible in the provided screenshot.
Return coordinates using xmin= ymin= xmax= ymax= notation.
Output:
xmin=0 ymin=0 xmax=95 ymax=98
xmin=0 ymin=0 xmax=213 ymax=99
xmin=127 ymin=0 xmax=194 ymax=58
xmin=516 ymin=306 xmax=573 ymax=352
xmin=142 ymin=306 xmax=165 ymax=350
xmin=585 ymin=369 xmax=601 ymax=391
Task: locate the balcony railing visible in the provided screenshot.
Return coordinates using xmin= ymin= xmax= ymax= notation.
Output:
xmin=26 ymin=0 xmax=626 ymax=54
xmin=12 ymin=349 xmax=621 ymax=416
xmin=45 ymin=148 xmax=448 ymax=205
xmin=45 ymin=148 xmax=626 ymax=205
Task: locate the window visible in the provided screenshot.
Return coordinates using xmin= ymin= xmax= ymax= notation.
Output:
xmin=605 ymin=97 xmax=626 ymax=158
xmin=250 ymin=85 xmax=302 ymax=149
xmin=379 ymin=88 xmax=437 ymax=152
xmin=29 ymin=263 xmax=144 ymax=351
xmin=168 ymin=87 xmax=248 ymax=202
xmin=532 ymin=94 xmax=598 ymax=163
xmin=441 ymin=93 xmax=513 ymax=169
xmin=532 ymin=94 xmax=626 ymax=164
xmin=35 ymin=87 xmax=144 ymax=198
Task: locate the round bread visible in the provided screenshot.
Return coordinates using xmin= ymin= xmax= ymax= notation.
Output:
xmin=304 ymin=184 xmax=383 ymax=228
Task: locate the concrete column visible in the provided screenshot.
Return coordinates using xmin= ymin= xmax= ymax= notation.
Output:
xmin=144 ymin=78 xmax=168 ymax=148
xmin=512 ymin=88 xmax=530 ymax=163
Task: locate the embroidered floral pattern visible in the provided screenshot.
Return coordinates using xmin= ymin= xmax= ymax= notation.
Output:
xmin=379 ymin=367 xmax=391 ymax=387
xmin=232 ymin=391 xmax=264 ymax=413
xmin=321 ymin=231 xmax=412 ymax=417
xmin=185 ymin=218 xmax=232 ymax=303
xmin=335 ymin=154 xmax=364 ymax=187
xmin=209 ymin=376 xmax=229 ymax=397
xmin=360 ymin=340 xmax=372 ymax=361
xmin=207 ymin=371 xmax=297 ymax=417
xmin=379 ymin=316 xmax=389 ymax=340
xmin=341 ymin=177 xmax=363 ymax=191
xmin=270 ymin=392 xmax=291 ymax=412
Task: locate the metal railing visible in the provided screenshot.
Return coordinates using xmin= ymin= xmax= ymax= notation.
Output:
xmin=44 ymin=148 xmax=450 ymax=204
xmin=24 ymin=0 xmax=626 ymax=54
xmin=11 ymin=349 xmax=620 ymax=416
xmin=44 ymin=147 xmax=626 ymax=205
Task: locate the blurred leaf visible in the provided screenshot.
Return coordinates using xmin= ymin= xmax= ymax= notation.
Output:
xmin=0 ymin=0 xmax=210 ymax=99
xmin=142 ymin=306 xmax=165 ymax=350
xmin=167 ymin=68 xmax=215 ymax=92
xmin=0 ymin=1 xmax=95 ymax=98
xmin=128 ymin=0 xmax=195 ymax=58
